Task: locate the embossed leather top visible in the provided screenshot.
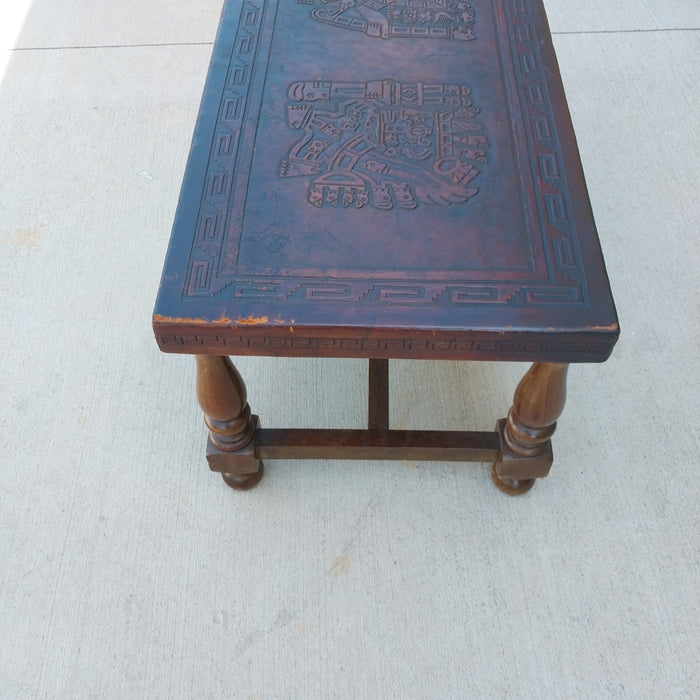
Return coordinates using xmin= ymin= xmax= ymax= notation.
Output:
xmin=153 ymin=0 xmax=619 ymax=362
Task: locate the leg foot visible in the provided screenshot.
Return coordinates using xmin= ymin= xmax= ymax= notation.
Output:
xmin=222 ymin=465 xmax=264 ymax=491
xmin=491 ymin=464 xmax=535 ymax=495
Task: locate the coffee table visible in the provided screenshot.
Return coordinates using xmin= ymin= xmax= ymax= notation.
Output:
xmin=153 ymin=0 xmax=619 ymax=494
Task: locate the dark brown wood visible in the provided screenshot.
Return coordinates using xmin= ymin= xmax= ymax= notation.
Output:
xmin=153 ymin=0 xmax=619 ymax=493
xmin=195 ymin=355 xmax=263 ymax=489
xmin=492 ymin=362 xmax=569 ymax=494
xmin=256 ymin=428 xmax=500 ymax=462
xmin=368 ymin=359 xmax=389 ymax=429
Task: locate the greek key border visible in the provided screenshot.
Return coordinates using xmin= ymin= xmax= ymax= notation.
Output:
xmin=183 ymin=0 xmax=588 ymax=308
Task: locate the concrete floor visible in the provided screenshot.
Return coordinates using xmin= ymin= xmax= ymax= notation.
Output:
xmin=1 ymin=1 xmax=698 ymax=697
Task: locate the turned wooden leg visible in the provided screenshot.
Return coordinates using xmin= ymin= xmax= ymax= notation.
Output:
xmin=492 ymin=362 xmax=569 ymax=495
xmin=195 ymin=355 xmax=263 ymax=490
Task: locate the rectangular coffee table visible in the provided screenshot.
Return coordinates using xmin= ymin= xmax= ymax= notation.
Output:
xmin=153 ymin=0 xmax=619 ymax=494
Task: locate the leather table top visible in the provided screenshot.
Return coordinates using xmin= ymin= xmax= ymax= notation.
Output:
xmin=153 ymin=0 xmax=619 ymax=362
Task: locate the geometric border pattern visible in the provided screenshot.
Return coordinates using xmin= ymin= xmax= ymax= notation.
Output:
xmin=183 ymin=0 xmax=589 ymax=308
xmin=155 ymin=331 xmax=614 ymax=362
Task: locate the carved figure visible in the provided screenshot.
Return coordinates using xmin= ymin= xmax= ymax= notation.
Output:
xmin=295 ymin=0 xmax=477 ymax=40
xmin=280 ymin=79 xmax=489 ymax=210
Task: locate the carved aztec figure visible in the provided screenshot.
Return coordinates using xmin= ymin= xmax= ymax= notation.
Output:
xmin=295 ymin=0 xmax=477 ymax=40
xmin=280 ymin=79 xmax=489 ymax=211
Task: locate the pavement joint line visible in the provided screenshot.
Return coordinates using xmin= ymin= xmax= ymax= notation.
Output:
xmin=553 ymin=27 xmax=699 ymax=35
xmin=8 ymin=26 xmax=700 ymax=52
xmin=11 ymin=42 xmax=215 ymax=51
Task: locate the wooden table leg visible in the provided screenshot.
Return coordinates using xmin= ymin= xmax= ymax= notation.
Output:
xmin=368 ymin=359 xmax=389 ymax=430
xmin=492 ymin=362 xmax=569 ymax=495
xmin=195 ymin=355 xmax=263 ymax=490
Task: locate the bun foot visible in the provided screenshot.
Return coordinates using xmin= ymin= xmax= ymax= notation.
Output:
xmin=222 ymin=464 xmax=264 ymax=491
xmin=491 ymin=464 xmax=535 ymax=495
